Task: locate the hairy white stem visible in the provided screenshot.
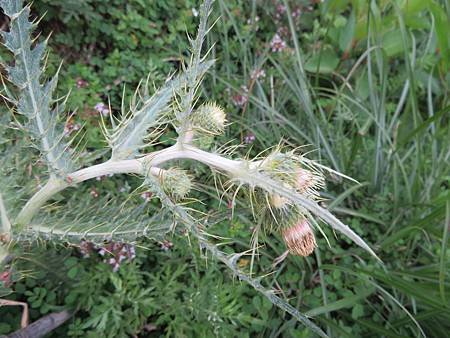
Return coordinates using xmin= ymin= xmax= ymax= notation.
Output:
xmin=15 ymin=144 xmax=237 ymax=227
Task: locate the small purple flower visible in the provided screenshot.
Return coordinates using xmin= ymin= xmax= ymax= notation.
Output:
xmin=246 ymin=15 xmax=260 ymax=25
xmin=275 ymin=4 xmax=286 ymax=20
xmin=246 ymin=15 xmax=260 ymax=31
xmin=76 ymin=78 xmax=88 ymax=89
xmin=292 ymin=7 xmax=302 ymax=18
xmin=79 ymin=240 xmax=95 ymax=258
xmin=129 ymin=246 xmax=136 ymax=259
xmin=276 ymin=4 xmax=286 ymax=14
xmin=89 ymin=188 xmax=99 ymax=198
xmin=251 ymin=68 xmax=266 ymax=80
xmin=99 ymin=242 xmax=137 ymax=272
xmin=277 ymin=26 xmax=289 ymax=38
xmin=244 ymin=133 xmax=256 ymax=144
xmin=64 ymin=122 xmax=81 ymax=137
xmin=231 ymin=86 xmax=249 ymax=107
xmin=160 ymin=240 xmax=173 ymax=251
xmin=94 ymin=102 xmax=109 ymax=116
xmin=141 ymin=191 xmax=153 ymax=202
xmin=270 ymin=34 xmax=286 ymax=52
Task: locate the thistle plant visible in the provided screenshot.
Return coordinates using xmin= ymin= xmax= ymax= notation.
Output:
xmin=0 ymin=0 xmax=379 ymax=335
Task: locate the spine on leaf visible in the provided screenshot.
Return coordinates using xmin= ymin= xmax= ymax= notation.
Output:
xmin=0 ymin=0 xmax=73 ymax=177
xmin=108 ymin=61 xmax=214 ymax=160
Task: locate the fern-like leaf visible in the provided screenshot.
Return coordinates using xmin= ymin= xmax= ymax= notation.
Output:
xmin=0 ymin=0 xmax=73 ymax=176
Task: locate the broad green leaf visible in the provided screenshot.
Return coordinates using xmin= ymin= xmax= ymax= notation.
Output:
xmin=305 ymin=288 xmax=374 ymax=317
xmin=382 ymin=29 xmax=405 ymax=57
xmin=305 ymin=47 xmax=340 ymax=74
xmin=339 ymin=10 xmax=356 ymax=52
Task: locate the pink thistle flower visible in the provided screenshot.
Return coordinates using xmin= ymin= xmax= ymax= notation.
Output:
xmin=282 ymin=218 xmax=316 ymax=256
xmin=294 ymin=168 xmax=323 ymax=198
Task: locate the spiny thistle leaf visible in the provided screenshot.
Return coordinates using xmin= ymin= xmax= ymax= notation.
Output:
xmin=108 ymin=61 xmax=213 ymax=160
xmin=176 ymin=0 xmax=214 ymax=141
xmin=0 ymin=0 xmax=74 ymax=177
xmin=24 ymin=194 xmax=172 ymax=243
xmin=0 ymin=141 xmax=32 ymax=227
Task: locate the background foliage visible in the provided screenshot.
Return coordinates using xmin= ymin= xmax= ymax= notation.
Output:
xmin=0 ymin=0 xmax=449 ymax=337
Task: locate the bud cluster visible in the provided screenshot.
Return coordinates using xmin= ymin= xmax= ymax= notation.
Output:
xmin=257 ymin=150 xmax=325 ymax=256
xmin=261 ymin=151 xmax=325 ymax=199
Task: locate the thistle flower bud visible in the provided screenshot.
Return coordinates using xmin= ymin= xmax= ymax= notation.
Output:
xmin=269 ymin=193 xmax=289 ymax=209
xmin=295 ymin=168 xmax=314 ymax=191
xmin=191 ymin=102 xmax=226 ymax=134
xmin=160 ymin=167 xmax=192 ymax=200
xmin=281 ymin=218 xmax=316 ymax=256
xmin=260 ymin=150 xmax=324 ymax=200
xmin=294 ymin=167 xmax=324 ymax=198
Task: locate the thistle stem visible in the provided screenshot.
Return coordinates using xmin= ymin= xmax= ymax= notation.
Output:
xmin=14 ymin=144 xmax=238 ymax=228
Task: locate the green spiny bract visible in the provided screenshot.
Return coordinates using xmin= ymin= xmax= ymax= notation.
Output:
xmin=158 ymin=168 xmax=193 ymax=201
xmin=259 ymin=149 xmax=325 ymax=200
xmin=190 ymin=102 xmax=227 ymax=135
